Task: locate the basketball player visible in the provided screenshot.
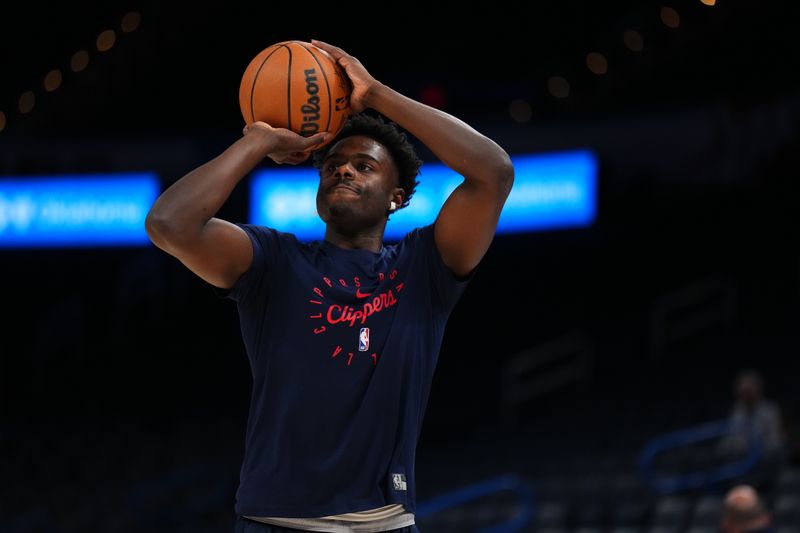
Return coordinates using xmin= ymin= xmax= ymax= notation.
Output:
xmin=145 ymin=39 xmax=514 ymax=532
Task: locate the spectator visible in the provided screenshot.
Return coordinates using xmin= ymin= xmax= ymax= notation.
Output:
xmin=720 ymin=484 xmax=775 ymax=533
xmin=719 ymin=369 xmax=788 ymax=492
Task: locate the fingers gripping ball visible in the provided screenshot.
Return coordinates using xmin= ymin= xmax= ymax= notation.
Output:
xmin=239 ymin=40 xmax=352 ymax=146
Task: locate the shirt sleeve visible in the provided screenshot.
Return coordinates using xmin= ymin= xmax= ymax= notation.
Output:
xmin=219 ymin=224 xmax=283 ymax=304
xmin=415 ymin=222 xmax=478 ymax=314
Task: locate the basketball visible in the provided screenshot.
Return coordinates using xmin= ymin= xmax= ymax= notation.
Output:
xmin=239 ymin=40 xmax=352 ymax=145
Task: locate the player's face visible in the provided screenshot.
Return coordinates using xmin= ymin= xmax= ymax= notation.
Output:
xmin=316 ymin=135 xmax=401 ymax=228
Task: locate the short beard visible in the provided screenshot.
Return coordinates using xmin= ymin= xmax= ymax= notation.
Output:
xmin=329 ymin=203 xmax=354 ymax=218
xmin=326 ymin=202 xmax=364 ymax=236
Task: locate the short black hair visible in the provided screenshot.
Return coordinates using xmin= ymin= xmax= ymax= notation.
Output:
xmin=312 ymin=112 xmax=422 ymax=209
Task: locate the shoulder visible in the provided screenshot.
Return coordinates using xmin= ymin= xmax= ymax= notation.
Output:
xmin=401 ymin=223 xmax=435 ymax=244
xmin=238 ymin=223 xmax=293 ymax=240
xmin=383 ymin=223 xmax=437 ymax=258
xmin=237 ymin=223 xmax=302 ymax=248
xmin=760 ymin=399 xmax=782 ymax=415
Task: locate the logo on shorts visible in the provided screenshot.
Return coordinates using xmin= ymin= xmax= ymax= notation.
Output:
xmin=359 ymin=327 xmax=369 ymax=351
xmin=392 ymin=473 xmax=407 ymax=491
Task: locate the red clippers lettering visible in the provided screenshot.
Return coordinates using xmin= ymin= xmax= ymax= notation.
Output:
xmin=326 ymin=289 xmax=398 ymax=327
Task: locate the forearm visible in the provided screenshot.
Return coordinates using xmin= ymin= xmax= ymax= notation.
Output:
xmin=365 ymin=83 xmax=513 ymax=186
xmin=146 ymin=133 xmax=273 ymax=242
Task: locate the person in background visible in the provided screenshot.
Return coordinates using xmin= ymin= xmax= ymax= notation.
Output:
xmin=719 ymin=369 xmax=788 ymax=493
xmin=720 ymin=484 xmax=775 ymax=533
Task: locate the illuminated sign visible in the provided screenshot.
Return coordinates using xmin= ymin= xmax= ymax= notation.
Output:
xmin=0 ymin=173 xmax=159 ymax=248
xmin=249 ymin=149 xmax=597 ymax=241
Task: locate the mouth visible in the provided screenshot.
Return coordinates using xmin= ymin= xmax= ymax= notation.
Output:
xmin=329 ymin=184 xmax=360 ymax=194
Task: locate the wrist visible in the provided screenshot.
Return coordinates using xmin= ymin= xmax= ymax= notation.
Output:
xmin=362 ymin=80 xmax=390 ymax=110
xmin=242 ymin=125 xmax=278 ymax=156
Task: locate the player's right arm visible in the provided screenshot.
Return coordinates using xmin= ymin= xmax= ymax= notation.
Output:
xmin=145 ymin=123 xmax=330 ymax=289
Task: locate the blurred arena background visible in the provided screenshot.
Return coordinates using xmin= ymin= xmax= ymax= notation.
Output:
xmin=2 ymin=1 xmax=799 ymax=532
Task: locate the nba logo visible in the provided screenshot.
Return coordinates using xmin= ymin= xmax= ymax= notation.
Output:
xmin=359 ymin=328 xmax=369 ymax=351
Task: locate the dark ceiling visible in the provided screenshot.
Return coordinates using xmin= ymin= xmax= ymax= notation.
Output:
xmin=1 ymin=1 xmax=797 ymax=137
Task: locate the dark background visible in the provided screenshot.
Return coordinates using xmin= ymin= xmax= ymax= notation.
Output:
xmin=2 ymin=1 xmax=800 ymax=532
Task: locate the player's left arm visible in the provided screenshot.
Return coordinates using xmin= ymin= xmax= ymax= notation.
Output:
xmin=312 ymin=40 xmax=515 ymax=277
xmin=370 ymin=89 xmax=514 ymax=279
xmin=431 ymin=151 xmax=514 ymax=278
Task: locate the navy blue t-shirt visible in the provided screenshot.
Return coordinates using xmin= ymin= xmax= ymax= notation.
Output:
xmin=224 ymin=222 xmax=473 ymax=518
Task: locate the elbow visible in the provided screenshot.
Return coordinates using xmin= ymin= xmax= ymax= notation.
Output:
xmin=144 ymin=206 xmax=185 ymax=250
xmin=144 ymin=208 xmax=167 ymax=248
xmin=496 ymin=153 xmax=515 ymax=198
xmin=145 ymin=205 xmax=204 ymax=251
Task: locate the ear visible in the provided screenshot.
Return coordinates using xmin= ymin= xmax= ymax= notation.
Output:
xmin=391 ymin=187 xmax=406 ymax=209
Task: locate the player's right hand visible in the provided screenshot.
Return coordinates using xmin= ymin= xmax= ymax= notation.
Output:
xmin=243 ymin=121 xmax=330 ymax=165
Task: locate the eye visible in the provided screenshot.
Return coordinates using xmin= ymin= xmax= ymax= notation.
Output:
xmin=357 ymin=162 xmax=373 ymax=171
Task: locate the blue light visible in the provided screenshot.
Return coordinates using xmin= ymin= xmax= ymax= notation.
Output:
xmin=249 ymin=149 xmax=597 ymax=240
xmin=0 ymin=173 xmax=159 ymax=248
xmin=498 ymin=150 xmax=597 ymax=234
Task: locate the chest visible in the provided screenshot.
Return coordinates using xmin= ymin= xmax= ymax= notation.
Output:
xmin=261 ymin=253 xmax=428 ymax=370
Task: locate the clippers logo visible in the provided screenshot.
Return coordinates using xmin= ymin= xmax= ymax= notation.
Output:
xmin=307 ymin=271 xmax=405 ymax=367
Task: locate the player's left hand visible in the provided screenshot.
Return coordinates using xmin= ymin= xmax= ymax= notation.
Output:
xmin=311 ymin=39 xmax=377 ymax=114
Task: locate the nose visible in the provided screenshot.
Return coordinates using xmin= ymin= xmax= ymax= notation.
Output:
xmin=333 ymin=162 xmax=354 ymax=179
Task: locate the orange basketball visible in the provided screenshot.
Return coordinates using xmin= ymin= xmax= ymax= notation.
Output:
xmin=239 ymin=40 xmax=352 ymax=145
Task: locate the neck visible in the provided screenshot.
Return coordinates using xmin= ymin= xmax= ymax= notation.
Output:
xmin=324 ymin=223 xmax=385 ymax=252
